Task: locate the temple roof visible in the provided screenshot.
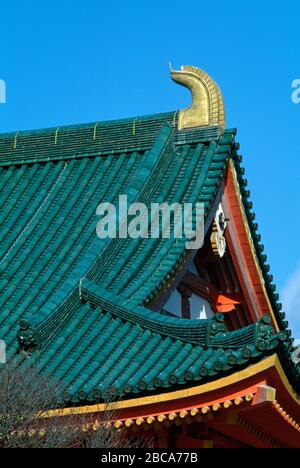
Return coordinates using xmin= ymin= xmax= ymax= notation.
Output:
xmin=25 ymin=279 xmax=286 ymax=403
xmin=0 ymin=116 xmax=229 ymax=350
xmin=0 ymin=107 xmax=298 ymax=402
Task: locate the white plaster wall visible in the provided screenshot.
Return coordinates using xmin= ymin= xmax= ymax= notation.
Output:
xmin=163 ymin=289 xmax=182 ymax=318
xmin=189 ymin=293 xmax=213 ymax=320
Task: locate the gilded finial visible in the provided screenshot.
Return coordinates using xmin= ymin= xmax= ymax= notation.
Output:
xmin=170 ymin=65 xmax=226 ymax=130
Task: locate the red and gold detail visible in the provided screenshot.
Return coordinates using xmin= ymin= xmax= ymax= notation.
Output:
xmin=45 ymin=356 xmax=300 ymax=448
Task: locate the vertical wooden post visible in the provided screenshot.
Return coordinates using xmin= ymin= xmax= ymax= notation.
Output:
xmin=178 ymin=286 xmax=192 ymax=319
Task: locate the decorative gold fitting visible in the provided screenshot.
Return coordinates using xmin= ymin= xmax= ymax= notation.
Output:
xmin=136 ymin=418 xmax=145 ymax=426
xmin=212 ymin=403 xmax=222 ymax=412
xmin=201 ymin=406 xmax=210 ymax=414
xmin=13 ymin=131 xmax=19 ymax=150
xmin=55 ymin=127 xmax=61 ymax=145
xmin=157 ymin=414 xmax=166 ymax=423
xmin=170 ymin=65 xmax=225 ymax=130
xmin=125 ymin=419 xmax=134 ymax=427
xmin=223 ymin=400 xmax=233 ymax=409
xmin=93 ymin=122 xmax=100 ymax=141
xmin=146 ymin=416 xmax=155 ymax=425
xmin=234 ymin=397 xmax=244 ymax=406
xmin=190 ymin=408 xmax=199 ymax=417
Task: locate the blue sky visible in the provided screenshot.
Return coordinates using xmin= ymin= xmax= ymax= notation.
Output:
xmin=0 ymin=1 xmax=299 ymax=338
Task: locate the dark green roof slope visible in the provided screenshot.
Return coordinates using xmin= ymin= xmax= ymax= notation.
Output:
xmin=0 ymin=111 xmax=298 ymax=401
xmin=0 ymin=116 xmax=230 ymax=353
xmin=23 ymin=279 xmax=286 ymax=403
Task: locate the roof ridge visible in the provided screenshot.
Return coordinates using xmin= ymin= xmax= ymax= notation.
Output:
xmin=0 ymin=111 xmax=225 ymax=167
xmin=19 ymin=279 xmax=289 ymax=402
xmin=80 ymin=277 xmax=227 ymax=344
xmin=0 ymin=112 xmax=176 ymax=139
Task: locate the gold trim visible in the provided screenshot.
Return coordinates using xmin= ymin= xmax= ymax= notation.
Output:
xmin=93 ymin=122 xmax=100 ymax=141
xmin=43 ymin=356 xmax=300 ymax=420
xmin=132 ymin=118 xmax=138 ymax=136
xmin=13 ymin=131 xmax=19 ymax=150
xmin=272 ymin=356 xmax=300 ymax=405
xmin=54 ymin=127 xmax=60 ymax=145
xmin=43 ymin=356 xmax=280 ymax=419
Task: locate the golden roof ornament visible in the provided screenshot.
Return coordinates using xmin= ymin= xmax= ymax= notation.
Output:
xmin=210 ymin=204 xmax=227 ymax=258
xmin=170 ymin=65 xmax=226 ymax=130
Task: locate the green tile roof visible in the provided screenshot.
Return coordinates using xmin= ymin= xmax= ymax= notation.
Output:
xmin=0 ymin=112 xmax=222 ymax=166
xmin=0 ymin=111 xmax=298 ymax=401
xmin=19 ymin=279 xmax=287 ymax=402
